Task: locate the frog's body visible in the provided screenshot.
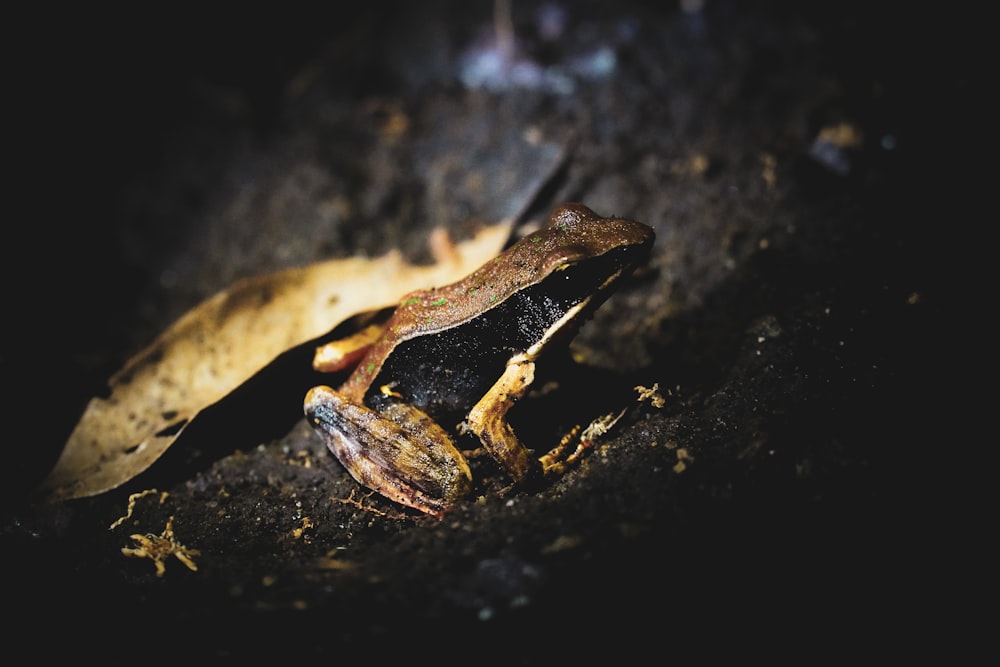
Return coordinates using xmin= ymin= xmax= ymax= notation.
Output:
xmin=305 ymin=203 xmax=654 ymax=517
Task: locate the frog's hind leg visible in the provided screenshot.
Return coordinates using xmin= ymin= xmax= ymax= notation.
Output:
xmin=305 ymin=386 xmax=472 ymax=519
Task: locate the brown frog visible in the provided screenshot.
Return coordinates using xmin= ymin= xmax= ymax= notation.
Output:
xmin=304 ymin=203 xmax=654 ymax=517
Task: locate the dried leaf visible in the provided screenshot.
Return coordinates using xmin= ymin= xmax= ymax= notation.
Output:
xmin=39 ymin=223 xmax=512 ymax=502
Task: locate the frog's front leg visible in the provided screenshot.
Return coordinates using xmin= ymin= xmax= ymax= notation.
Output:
xmin=463 ymin=356 xmax=540 ymax=483
xmin=304 ymin=386 xmax=472 ymax=518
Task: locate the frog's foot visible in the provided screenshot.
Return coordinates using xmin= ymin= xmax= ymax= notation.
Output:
xmin=539 ymin=407 xmax=629 ymax=476
xmin=537 ymin=424 xmax=588 ymax=476
xmin=312 ymin=323 xmax=385 ymax=372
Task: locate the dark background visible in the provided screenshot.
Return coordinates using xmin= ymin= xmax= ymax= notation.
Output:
xmin=3 ymin=1 xmax=976 ymax=660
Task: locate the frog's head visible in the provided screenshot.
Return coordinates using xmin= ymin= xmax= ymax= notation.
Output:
xmin=502 ymin=203 xmax=654 ymax=358
xmin=530 ymin=203 xmax=655 ymax=283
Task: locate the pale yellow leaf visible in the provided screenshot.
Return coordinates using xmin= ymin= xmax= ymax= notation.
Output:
xmin=39 ymin=223 xmax=512 ymax=502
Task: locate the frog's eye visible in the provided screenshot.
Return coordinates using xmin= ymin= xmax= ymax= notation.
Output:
xmin=538 ymin=253 xmax=575 ymax=276
xmin=549 ymin=203 xmax=590 ymax=230
xmin=546 ymin=243 xmax=590 ymax=269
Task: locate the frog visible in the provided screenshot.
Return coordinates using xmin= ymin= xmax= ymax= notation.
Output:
xmin=304 ymin=203 xmax=654 ymax=518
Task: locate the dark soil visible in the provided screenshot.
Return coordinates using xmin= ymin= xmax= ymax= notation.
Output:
xmin=4 ymin=1 xmax=972 ymax=661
